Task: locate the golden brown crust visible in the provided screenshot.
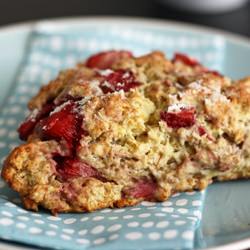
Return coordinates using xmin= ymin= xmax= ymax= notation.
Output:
xmin=2 ymin=51 xmax=250 ymax=213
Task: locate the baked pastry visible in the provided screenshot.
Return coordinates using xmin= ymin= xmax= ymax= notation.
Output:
xmin=2 ymin=50 xmax=250 ymax=214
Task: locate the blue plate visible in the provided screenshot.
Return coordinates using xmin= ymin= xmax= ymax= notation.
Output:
xmin=0 ymin=17 xmax=250 ymax=250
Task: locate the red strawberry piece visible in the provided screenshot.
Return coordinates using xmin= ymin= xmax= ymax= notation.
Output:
xmin=85 ymin=50 xmax=133 ymax=69
xmin=18 ymin=102 xmax=55 ymax=140
xmin=198 ymin=126 xmax=213 ymax=141
xmin=173 ymin=53 xmax=200 ymax=67
xmin=126 ymin=179 xmax=157 ymax=199
xmin=56 ymin=157 xmax=100 ymax=180
xmin=100 ymin=69 xmax=141 ymax=93
xmin=161 ymin=108 xmax=196 ymax=129
xmin=36 ymin=101 xmax=82 ymax=150
xmin=198 ymin=126 xmax=206 ymax=136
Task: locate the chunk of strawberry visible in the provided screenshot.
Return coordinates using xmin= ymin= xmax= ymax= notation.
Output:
xmin=100 ymin=69 xmax=141 ymax=93
xmin=173 ymin=53 xmax=200 ymax=67
xmin=161 ymin=108 xmax=196 ymax=129
xmin=36 ymin=101 xmax=82 ymax=150
xmin=85 ymin=50 xmax=133 ymax=69
xmin=56 ymin=157 xmax=100 ymax=180
xmin=198 ymin=126 xmax=213 ymax=141
xmin=198 ymin=126 xmax=206 ymax=136
xmin=18 ymin=102 xmax=54 ymax=140
xmin=126 ymin=179 xmax=157 ymax=199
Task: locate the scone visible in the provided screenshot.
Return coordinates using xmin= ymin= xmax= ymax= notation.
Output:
xmin=2 ymin=50 xmax=250 ymax=214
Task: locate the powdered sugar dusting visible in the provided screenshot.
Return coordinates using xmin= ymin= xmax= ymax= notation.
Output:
xmin=49 ymin=101 xmax=71 ymax=116
xmin=97 ymin=69 xmax=114 ymax=76
xmin=29 ymin=109 xmax=39 ymax=121
xmin=88 ymin=80 xmax=103 ymax=95
xmin=168 ymin=103 xmax=190 ymax=113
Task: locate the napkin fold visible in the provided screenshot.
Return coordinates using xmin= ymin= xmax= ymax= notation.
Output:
xmin=0 ymin=21 xmax=225 ymax=250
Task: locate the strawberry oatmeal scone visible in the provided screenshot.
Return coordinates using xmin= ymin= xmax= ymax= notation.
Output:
xmin=2 ymin=50 xmax=250 ymax=214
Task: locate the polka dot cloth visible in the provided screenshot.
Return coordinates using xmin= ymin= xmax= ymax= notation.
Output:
xmin=0 ymin=22 xmax=224 ymax=250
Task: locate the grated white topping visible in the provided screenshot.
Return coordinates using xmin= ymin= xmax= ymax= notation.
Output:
xmin=167 ymin=103 xmax=189 ymax=113
xmin=77 ymin=96 xmax=91 ymax=106
xmin=29 ymin=108 xmax=39 ymax=121
xmin=49 ymin=100 xmax=71 ymax=116
xmin=97 ymin=69 xmax=114 ymax=76
xmin=88 ymin=80 xmax=103 ymax=95
xmin=210 ymin=91 xmax=230 ymax=104
xmin=188 ymin=80 xmax=210 ymax=93
xmin=122 ymin=72 xmax=130 ymax=79
xmin=101 ymin=80 xmax=115 ymax=90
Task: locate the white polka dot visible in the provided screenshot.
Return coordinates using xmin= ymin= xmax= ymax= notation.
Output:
xmin=6 ymin=116 xmax=17 ymax=123
xmin=162 ymin=207 xmax=174 ymax=213
xmin=0 ymin=218 xmax=14 ymax=226
xmin=130 ymin=207 xmax=141 ymax=211
xmin=29 ymin=227 xmax=42 ymax=234
xmin=114 ymin=209 xmax=125 ymax=213
xmin=187 ymin=216 xmax=197 ymax=221
xmin=1 ymin=211 xmax=13 ymax=217
xmin=92 ymin=216 xmax=104 ymax=221
xmin=108 ymin=216 xmax=118 ymax=220
xmin=109 ymin=234 xmax=119 ymax=241
xmin=5 ymin=202 xmax=16 ymax=208
xmin=172 ymin=193 xmax=180 ymax=197
xmin=0 ymin=128 xmax=7 ymax=136
xmin=192 ymin=200 xmax=202 ymax=206
xmin=178 ymin=208 xmax=188 ymax=214
xmin=49 ymin=224 xmax=58 ymax=229
xmin=107 ymin=224 xmax=122 ymax=232
xmin=155 ymin=213 xmax=165 ymax=217
xmin=78 ymin=229 xmax=88 ymax=236
xmin=80 ymin=217 xmax=89 ymax=222
xmin=16 ymin=223 xmax=26 ymax=229
xmin=156 ymin=221 xmax=169 ymax=228
xmin=77 ymin=238 xmax=90 ymax=244
xmin=62 ymin=229 xmax=74 ymax=234
xmin=176 ymin=199 xmax=188 ymax=206
xmin=63 ymin=218 xmax=76 ymax=224
xmin=17 ymin=216 xmax=29 ymax=221
xmin=91 ymin=225 xmax=105 ymax=234
xmin=175 ymin=220 xmax=186 ymax=226
xmin=164 ymin=230 xmax=178 ymax=239
xmin=51 ymin=37 xmax=63 ymax=51
xmin=162 ymin=201 xmax=172 ymax=207
xmin=10 ymin=106 xmax=21 ymax=114
xmin=194 ymin=210 xmax=202 ymax=219
xmin=138 ymin=213 xmax=151 ymax=218
xmin=34 ymin=219 xmax=44 ymax=224
xmin=141 ymin=201 xmax=156 ymax=206
xmin=147 ymin=207 xmax=156 ymax=210
xmin=171 ymin=214 xmax=179 ymax=218
xmin=46 ymin=231 xmax=57 ymax=236
xmin=47 ymin=216 xmax=61 ymax=221
xmin=142 ymin=221 xmax=154 ymax=228
xmin=127 ymin=221 xmax=139 ymax=227
xmin=100 ymin=209 xmax=111 ymax=213
xmin=182 ymin=230 xmax=194 ymax=240
xmin=125 ymin=232 xmax=143 ymax=240
xmin=148 ymin=232 xmax=161 ymax=240
xmin=93 ymin=238 xmax=106 ymax=245
xmin=31 ymin=213 xmax=41 ymax=217
xmin=61 ymin=234 xmax=71 ymax=240
xmin=0 ymin=142 xmax=6 ymax=149
xmin=186 ymin=191 xmax=195 ymax=195
xmin=123 ymin=215 xmax=134 ymax=219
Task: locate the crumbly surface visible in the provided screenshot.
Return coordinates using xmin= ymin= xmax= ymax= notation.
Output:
xmin=2 ymin=50 xmax=250 ymax=214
